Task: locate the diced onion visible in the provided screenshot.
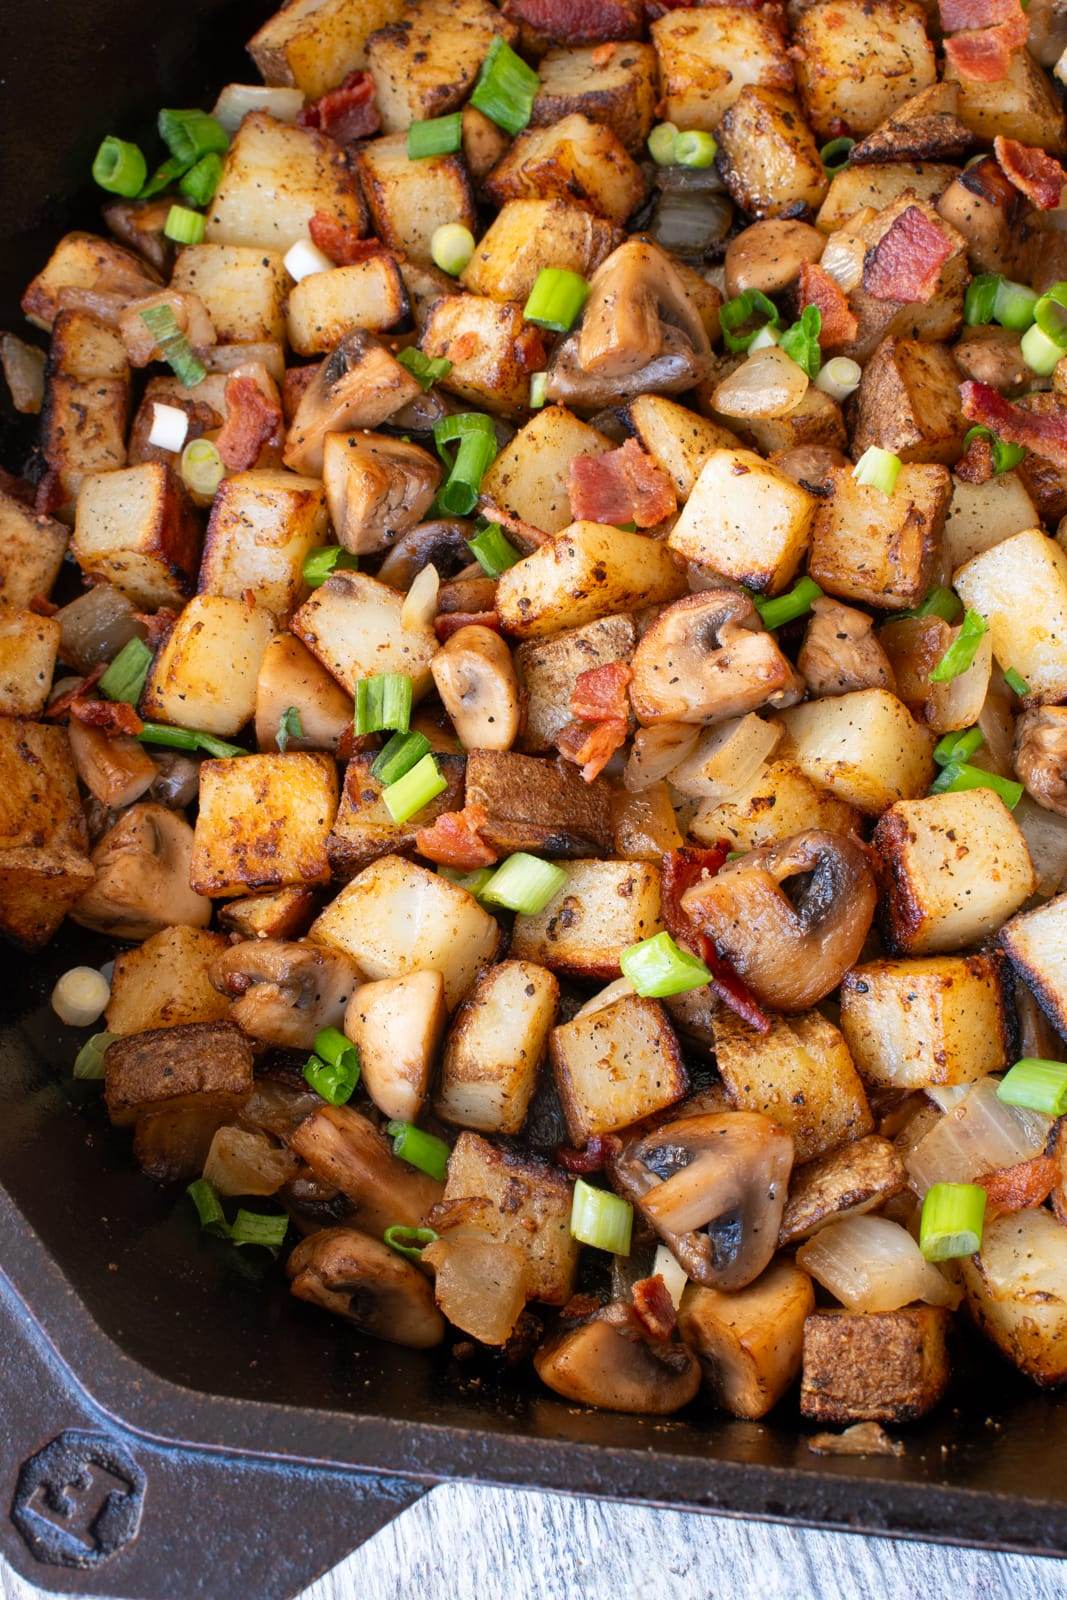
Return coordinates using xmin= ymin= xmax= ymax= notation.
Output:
xmin=52 ymin=966 xmax=111 ymax=1028
xmin=575 ymin=976 xmax=636 ymax=1019
xmin=212 ymin=84 xmax=304 ymax=132
xmin=284 ymin=239 xmax=334 ymax=282
xmin=712 ymin=345 xmax=809 ymax=421
xmin=56 ymin=584 xmax=145 ymax=674
xmin=624 ymin=723 xmax=700 ymax=792
xmin=748 ymin=324 xmax=780 ymax=351
xmin=819 ymin=228 xmax=867 ymax=293
xmin=401 ymin=562 xmax=439 ymax=631
xmin=905 ymin=1076 xmax=1051 ymax=1197
xmin=147 ymin=401 xmax=190 ymax=453
xmin=796 ymin=1214 xmax=961 ymax=1312
xmin=925 ymin=1084 xmax=972 ymax=1113
xmin=0 ymin=332 xmax=45 ymax=414
xmin=423 ymin=1226 xmax=528 ymax=1345
xmin=814 ymin=357 xmax=861 ymax=402
xmin=203 ymin=1125 xmax=299 ymax=1196
xmin=1014 ymin=795 xmax=1067 ymax=897
xmin=667 ymin=714 xmax=780 ymax=801
xmin=653 ymin=1243 xmax=689 ymax=1309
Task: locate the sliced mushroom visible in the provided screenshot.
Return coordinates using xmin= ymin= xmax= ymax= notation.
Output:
xmin=376 ymin=520 xmax=478 ymax=588
xmin=67 ymin=720 xmax=157 ymax=809
xmin=613 ymin=1112 xmax=793 ymax=1290
xmin=430 ymin=625 xmax=521 ymax=751
xmin=323 ymin=431 xmax=441 ymax=556
xmin=289 ymin=1104 xmax=443 ymax=1235
xmin=798 ymin=597 xmax=896 ymax=698
xmin=345 ymin=970 xmax=447 ymax=1122
xmin=210 ymin=940 xmax=361 ymax=1049
xmin=952 ymin=326 xmax=1029 ymax=396
xmin=533 ymin=1300 xmax=701 ymax=1413
xmin=630 ymin=591 xmax=804 ymax=725
xmin=287 ymin=1227 xmax=446 ymax=1348
xmin=72 ymin=803 xmax=211 ymax=939
xmin=283 ymin=332 xmax=422 ymax=476
xmin=1015 ymin=706 xmax=1067 ymax=817
xmin=147 ymin=750 xmax=201 ymax=809
xmin=681 ymin=829 xmax=877 ymax=1011
xmin=770 ymin=445 xmax=850 ymax=498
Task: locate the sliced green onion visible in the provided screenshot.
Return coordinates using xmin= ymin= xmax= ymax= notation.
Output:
xmin=814 ymin=356 xmax=861 ymax=401
xmin=748 ymin=324 xmax=779 ymax=352
xmin=137 ymin=721 xmax=244 ymax=758
xmin=647 ymin=121 xmax=679 ymax=165
xmin=73 ymin=1031 xmax=117 ymax=1081
xmin=164 ymin=204 xmax=206 ymax=245
xmin=138 ymin=302 xmax=205 ymax=388
xmin=720 ymin=288 xmax=779 ymax=354
xmin=820 ymin=136 xmax=855 ymax=173
xmin=187 ymin=1176 xmax=228 ymax=1234
xmin=529 ymin=371 xmax=548 ymax=409
xmin=382 ymin=752 xmax=447 ymax=823
xmin=674 ymin=130 xmax=717 ymax=168
xmin=1004 ymin=666 xmax=1030 ymax=696
xmin=371 ymin=729 xmax=431 ymax=785
xmin=929 ymin=761 xmax=1023 ymax=809
xmin=933 ymin=726 xmax=984 ymax=766
xmin=964 ymin=272 xmax=999 ymax=325
xmin=439 ymin=864 xmax=495 ymax=896
xmin=523 ymin=268 xmax=591 ymax=333
xmin=197 ymin=732 xmax=247 ymax=758
xmin=615 ymin=521 xmax=637 ymax=532
xmin=158 ymin=108 xmax=229 ymax=166
xmin=354 ymin=673 xmax=412 ymax=736
xmin=1022 ymin=321 xmax=1064 ymax=376
xmin=99 ymin=636 xmax=152 ymax=704
xmin=276 ymin=705 xmax=303 ymax=752
xmin=408 ymin=113 xmax=463 ymax=159
xmin=304 ymin=1027 xmax=360 ymax=1105
xmin=180 ymin=437 xmax=224 ymax=498
xmin=468 ymin=522 xmax=521 ymax=577
xmin=303 ymin=545 xmax=359 ymax=587
xmin=852 ymin=445 xmax=901 ymax=495
xmin=1033 ymin=290 xmax=1067 ymax=347
xmin=386 ymin=1120 xmax=450 ymax=1182
xmin=570 ymin=1178 xmax=632 ymax=1255
xmin=431 ymin=222 xmax=476 ymax=276
xmin=384 ymin=1224 xmax=439 ymax=1260
xmin=179 ymin=151 xmax=224 ymax=206
xmin=230 ymin=1209 xmax=288 ymax=1250
xmin=901 ymin=584 xmax=962 ymax=623
xmin=919 ymin=1182 xmax=986 ymax=1262
xmin=962 ymin=424 xmax=1026 ymax=474
xmin=997 ymin=1058 xmax=1067 ymax=1116
xmin=929 ymin=609 xmax=988 ymax=683
xmin=754 ymin=575 xmax=823 ymax=630
xmin=396 ymin=347 xmax=453 ymax=390
xmin=620 ymin=930 xmax=710 ymax=998
xmin=470 ymin=36 xmax=539 ymax=136
xmin=993 ymin=278 xmax=1038 ymax=333
xmin=779 ymin=304 xmax=822 ymax=380
xmin=433 ymin=412 xmax=498 ymax=514
xmin=139 ymin=155 xmax=187 ymax=200
xmin=92 ymin=136 xmax=147 ymax=197
xmin=481 ymin=852 xmax=567 ymax=914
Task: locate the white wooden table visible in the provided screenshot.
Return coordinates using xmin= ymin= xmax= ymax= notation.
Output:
xmin=4 ymin=1483 xmax=1065 ymax=1600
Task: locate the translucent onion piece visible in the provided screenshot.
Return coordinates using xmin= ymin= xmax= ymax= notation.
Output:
xmin=0 ymin=332 xmax=45 ymax=414
xmin=203 ymin=1124 xmax=300 ymax=1197
xmin=401 ymin=562 xmax=440 ymax=632
xmin=648 ymin=188 xmax=734 ymax=260
xmin=624 ymin=723 xmax=700 ymax=792
xmin=819 ymin=226 xmax=868 ymax=293
xmin=653 ymin=1242 xmax=689 ymax=1308
xmin=925 ymin=1084 xmax=972 ymax=1113
xmin=213 ymin=83 xmax=304 ymax=132
xmin=666 ymin=714 xmax=781 ymax=800
xmin=56 ymin=583 xmax=146 ymax=675
xmin=423 ymin=1230 xmax=528 ymax=1345
xmin=51 ymin=966 xmax=111 ymax=1027
xmin=927 ymin=625 xmax=993 ymax=735
xmin=575 ymin=976 xmax=636 ymax=1019
xmin=975 ymin=679 xmax=1016 ymax=777
xmin=712 ymin=345 xmax=809 ymax=421
xmin=796 ymin=1214 xmax=961 ymax=1312
xmin=612 ymin=782 xmax=682 ymax=859
xmin=204 ymin=341 xmax=286 ymax=385
xmin=1015 ymin=795 xmax=1067 ymax=896
xmin=905 ymin=1076 xmax=1051 ymax=1198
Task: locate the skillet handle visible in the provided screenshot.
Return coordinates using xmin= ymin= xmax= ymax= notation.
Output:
xmin=0 ymin=1270 xmax=427 ymax=1600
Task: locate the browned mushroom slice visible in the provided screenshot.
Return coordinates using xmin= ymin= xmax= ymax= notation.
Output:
xmin=102 ymin=197 xmax=175 ymax=275
xmin=287 ymin=1227 xmax=446 ymax=1348
xmin=1015 ymin=706 xmax=1067 ymax=818
xmin=430 ymin=626 xmax=521 ymax=752
xmin=72 ymin=803 xmax=211 ymax=939
xmin=323 ymin=431 xmax=441 ymax=556
xmin=289 ymin=1104 xmax=442 ymax=1235
xmin=210 ymin=939 xmax=360 ymax=1050
xmin=797 ymin=597 xmax=896 ymax=698
xmin=533 ymin=1300 xmax=700 ymax=1414
xmin=376 ymin=520 xmax=478 ymax=588
xmin=630 ymin=591 xmax=804 ymax=725
xmin=282 ymin=332 xmax=422 ymax=476
xmin=681 ymin=829 xmax=876 ymax=1012
xmin=612 ymin=1112 xmax=793 ymax=1291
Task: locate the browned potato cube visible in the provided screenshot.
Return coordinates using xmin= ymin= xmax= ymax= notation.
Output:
xmin=286 ymin=256 xmax=409 ymax=354
xmin=189 ymin=752 xmax=339 ymax=896
xmin=530 ymin=43 xmax=657 ymax=151
xmin=465 ymin=751 xmax=616 ymax=857
xmin=0 ymin=719 xmax=93 ymax=948
xmin=198 ymin=470 xmax=328 ymax=618
xmin=483 ymin=114 xmax=646 ymax=225
xmin=345 ymin=969 xmax=447 ymax=1123
xmin=961 ymin=1210 xmax=1067 ymax=1385
xmin=254 ymin=633 xmax=354 ymax=755
xmin=778 ymin=1136 xmax=906 ymax=1247
xmin=690 ymin=758 xmax=861 ymax=850
xmin=651 ymin=5 xmax=793 ymax=132
xmin=462 ymin=200 xmax=620 ymax=307
xmin=170 ymin=244 xmax=287 ymax=344
xmin=0 ymin=491 xmax=68 ymax=609
xmin=848 ymin=81 xmax=976 ymax=167
xmin=800 ymin=1306 xmax=950 ymax=1422
xmin=717 ymin=89 xmax=828 ymax=220
xmin=954 ymin=528 xmax=1067 ymax=706
xmin=480 ymin=405 xmax=614 ymax=538
xmin=516 ymin=614 xmax=636 ymax=754
xmin=355 ymin=134 xmax=475 ymax=262
xmin=366 ymin=0 xmax=514 ymax=130
xmin=326 ymin=750 xmax=465 ymax=877
xmin=206 ymin=113 xmax=366 ymax=254
xmin=142 ymin=595 xmax=276 ymax=735
xmin=623 ymin=396 xmax=736 ymax=502
xmin=512 ymin=859 xmax=661 ymax=979
xmin=780 ymin=688 xmax=935 ymax=814
xmin=247 ymin=0 xmax=406 ymax=97
xmin=947 ymin=42 xmax=1067 ymax=153
xmin=104 ymin=1020 xmax=253 ymax=1126
xmin=679 ymin=1261 xmax=815 ymax=1419
xmin=21 ymin=231 xmax=156 ymax=332
xmin=73 ymin=462 xmax=200 ymax=610
xmin=669 ymin=448 xmax=816 ymax=595
xmin=793 ymin=0 xmax=936 ymax=141
xmin=419 ymin=294 xmax=546 ymax=419
xmin=809 ymin=461 xmax=950 ymax=611
xmin=218 ymin=885 xmax=316 ymax=940
xmin=40 ymin=370 xmax=129 ymax=514
xmin=816 ymin=163 xmax=958 ymax=233
xmin=999 ymin=891 xmax=1067 ymax=1040
xmin=550 ymin=993 xmax=686 ymax=1143
xmin=291 ymin=567 xmax=436 ymax=697
xmin=105 ymin=926 xmax=231 ymax=1034
xmin=435 ymin=960 xmax=559 ymax=1134
xmin=0 ymin=612 xmax=61 ymax=717
xmin=443 ymin=1131 xmax=579 ymax=1305
xmin=496 ymin=522 xmax=686 ymax=639
xmin=851 ymin=338 xmax=966 ymax=465
xmin=942 ymin=472 xmax=1038 ymax=572
xmin=742 ymin=387 xmax=847 ymax=459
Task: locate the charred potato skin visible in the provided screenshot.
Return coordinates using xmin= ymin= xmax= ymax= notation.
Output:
xmin=326 ymin=750 xmax=466 ymax=878
xmin=103 ymin=1020 xmax=254 ymax=1126
xmin=464 ymin=750 xmax=614 ymax=858
xmin=530 ymin=43 xmax=658 ymax=152
xmin=999 ymin=892 xmax=1067 ymax=1042
xmin=800 ymin=1306 xmax=951 ymax=1423
xmin=715 ymin=88 xmax=828 ymax=221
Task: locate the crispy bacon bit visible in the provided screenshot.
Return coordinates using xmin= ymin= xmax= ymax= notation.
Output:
xmin=661 ymin=845 xmax=773 ymax=1033
xmin=940 ymin=0 xmax=1019 ymax=30
xmin=568 ymin=438 xmax=678 ymax=528
xmin=283 ymin=363 xmax=319 ymax=423
xmin=862 ymin=206 xmax=955 ymax=304
xmin=954 ymin=429 xmax=996 ymax=484
xmin=0 ymin=465 xmax=35 ymax=506
xmin=571 ymin=660 xmax=634 ymax=723
xmin=69 ymin=697 xmax=145 ymax=736
xmin=34 ymin=469 xmax=65 ymax=516
xmin=434 ymin=610 xmax=501 ymax=642
xmin=45 ymin=663 xmax=107 ymax=720
xmin=216 ymin=375 xmax=283 ymax=471
xmin=797 ymin=261 xmax=858 ymax=348
xmin=943 ymin=13 xmax=1028 ymax=81
xmin=504 ymin=0 xmax=642 ymax=41
xmin=335 ymin=727 xmax=381 ymax=763
xmin=555 ymin=716 xmax=629 ymax=782
xmin=556 ymin=1133 xmax=624 ymax=1174
xmin=994 ymin=136 xmax=1067 ymax=210
xmin=414 ymin=803 xmax=499 ymax=870
xmin=559 ymin=1292 xmax=604 ymax=1323
xmin=631 ymin=1274 xmax=676 ymax=1342
xmin=961 ymin=379 xmax=1067 ymax=469
xmin=137 ymin=609 xmax=177 ymax=651
xmin=28 ymin=593 xmax=59 ymax=617
xmin=978 ymin=1155 xmax=1058 ymax=1218
xmin=308 ymin=210 xmax=378 ymax=265
xmin=298 ymin=70 xmax=381 ymax=144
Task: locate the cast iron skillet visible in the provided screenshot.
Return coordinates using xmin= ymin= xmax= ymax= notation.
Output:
xmin=4 ymin=3 xmax=1067 ymax=1590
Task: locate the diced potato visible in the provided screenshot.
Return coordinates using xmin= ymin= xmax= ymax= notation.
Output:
xmin=40 ymin=371 xmax=128 ymax=513
xmin=839 ymin=952 xmax=1012 ymax=1087
xmin=310 ymin=853 xmax=500 ymax=1008
xmin=435 ymin=961 xmax=559 ymax=1134
xmin=689 ymin=757 xmax=861 ymax=849
xmin=780 ymin=688 xmax=935 ymax=814
xmin=141 ymin=594 xmax=276 ymax=736
xmin=72 ymin=462 xmax=200 ymax=610
xmin=21 ymin=231 xmax=158 ymax=332
xmin=942 ymin=471 xmax=1038 ymax=571
xmin=511 ymin=858 xmax=661 ymax=979
xmin=741 ymin=386 xmax=847 ymax=459
xmin=254 ymin=632 xmax=354 ymax=753
xmin=716 ymin=88 xmax=828 ymax=220
xmin=466 ymin=753 xmax=612 ymax=863
xmin=198 ymin=469 xmax=328 ymax=619
xmin=462 ymin=200 xmax=620 ymax=308
xmin=516 ymin=613 xmax=636 ymax=754
xmin=794 ymin=0 xmax=936 ymax=140
xmin=480 ymin=406 xmax=614 ymax=539
xmin=326 ymin=750 xmax=465 ymax=876
xmin=419 ymin=294 xmax=546 ymax=418
xmin=170 ymin=244 xmax=287 ymax=344
xmin=668 ymin=448 xmax=815 ymax=595
xmin=623 ymin=396 xmax=737 ymax=502
xmin=808 ymin=462 xmax=950 ymax=611
xmin=947 ymin=42 xmax=1067 ymax=152
xmin=461 ymin=106 xmax=509 ymax=182
xmin=48 ymin=309 xmax=129 ymax=381
xmin=874 ymin=790 xmax=1035 ymax=956
xmin=816 ymin=161 xmax=958 ymax=232
xmin=678 ymin=1261 xmax=815 ymax=1420
xmin=355 ymin=133 xmax=475 ymax=262
xmin=105 ymin=926 xmax=231 ymax=1034
xmin=549 ymin=993 xmax=686 ymax=1143
xmin=366 ymin=0 xmax=514 ymax=130
xmin=779 ymin=1135 xmax=906 ymax=1247
xmin=291 ymin=567 xmax=436 ymax=695
xmin=851 ymin=337 xmax=966 ymax=465
xmin=496 ymin=521 xmax=686 ymax=640
xmin=218 ymin=884 xmax=317 ymax=940
xmin=345 ymin=969 xmax=447 ymax=1122
xmin=443 ymin=1131 xmax=579 ymax=1305
xmin=483 ymin=113 xmax=646 ymax=226
xmin=206 ymin=112 xmax=366 ymax=254
xmin=0 ymin=719 xmax=93 ymax=948
xmin=714 ymin=1008 xmax=873 ymax=1164
xmin=954 ymin=528 xmax=1067 ymax=705
xmin=190 ymin=752 xmax=339 ymax=896
xmin=248 ymin=0 xmax=405 ymax=96
xmin=0 ymin=491 xmax=68 ymax=609
xmin=800 ymin=1306 xmax=950 ymax=1422
xmin=0 ymin=611 xmax=60 ymax=717
xmin=286 ymin=256 xmax=409 ymax=353
xmin=960 ymin=1210 xmax=1067 ymax=1386
xmin=1000 ymin=890 xmax=1067 ymax=1040
xmin=530 ymin=43 xmax=658 ymax=152
xmin=651 ymin=5 xmax=793 ymax=133
xmin=104 ymin=1020 xmax=253 ymax=1126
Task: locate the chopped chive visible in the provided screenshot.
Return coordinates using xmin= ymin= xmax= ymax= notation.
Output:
xmin=468 ymin=522 xmax=521 ymax=577
xmin=964 ymin=273 xmax=1000 ymax=325
xmin=433 ymin=412 xmax=497 ymax=514
xmin=901 ymin=585 xmax=963 ymax=624
xmin=304 ymin=1027 xmax=360 ymax=1105
xmin=138 ymin=155 xmax=187 ymax=200
xmin=481 ymin=852 xmax=567 ymax=914
xmin=92 ymin=136 xmax=147 ymax=197
xmin=229 ymin=1209 xmax=288 ymax=1250
xmin=720 ymin=288 xmax=779 ymax=354
xmin=187 ymin=1177 xmax=229 ymax=1234
xmin=99 ymin=636 xmax=152 ymax=705
xmin=384 ymin=1224 xmax=439 ymax=1260
xmin=158 ymin=108 xmax=229 ymax=166
xmin=852 ymin=445 xmax=901 ymax=495
xmin=396 ymin=347 xmax=453 ymax=390
xmin=929 ymin=761 xmax=1023 ymax=809
xmin=303 ymin=545 xmax=359 ymax=588
xmin=620 ymin=930 xmax=710 ymax=998
xmin=674 ymin=130 xmax=717 ymax=168
xmin=754 ymin=575 xmax=822 ymax=630
xmin=997 ymin=1058 xmax=1067 ymax=1116
xmin=962 ymin=424 xmax=1026 ymax=475
xmin=929 ymin=609 xmax=988 ymax=683
xmin=354 ymin=673 xmax=412 ymax=737
xmin=933 ymin=726 xmax=984 ymax=766
xmin=179 ymin=151 xmax=224 ymax=206
xmin=570 ymin=1178 xmax=632 ymax=1255
xmin=276 ymin=705 xmax=303 ymax=752
xmin=523 ymin=268 xmax=591 ymax=333
xmin=164 ymin=204 xmax=206 ymax=245
xmin=919 ymin=1182 xmax=986 ymax=1262
xmin=382 ymin=752 xmax=447 ymax=823
xmin=386 ymin=1120 xmax=450 ymax=1182
xmin=778 ymin=304 xmax=822 ymax=380
xmin=1004 ymin=666 xmax=1030 ymax=696
xmin=820 ymin=136 xmax=854 ymax=173
xmin=138 ymin=302 xmax=205 ymax=388
xmin=407 ymin=113 xmax=463 ymax=159
xmin=73 ymin=1031 xmax=117 ymax=1081
xmin=470 ymin=36 xmax=539 ymax=136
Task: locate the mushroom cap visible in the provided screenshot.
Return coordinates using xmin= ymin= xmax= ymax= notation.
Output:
xmin=287 ymin=1227 xmax=446 ymax=1348
xmin=210 ymin=939 xmax=360 ymax=1050
xmin=325 ymin=431 xmax=441 ymax=556
xmin=377 ymin=519 xmax=477 ymax=588
xmin=283 ymin=331 xmax=421 ymax=476
xmin=533 ymin=1311 xmax=700 ymax=1414
xmin=630 ymin=590 xmax=804 ymax=725
xmin=72 ymin=802 xmax=211 ymax=940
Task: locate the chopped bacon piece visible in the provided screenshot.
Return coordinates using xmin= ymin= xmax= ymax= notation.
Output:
xmin=571 ymin=660 xmax=634 ymax=723
xmin=45 ymin=664 xmax=107 ymax=720
xmin=559 ymin=1292 xmax=604 ymax=1323
xmin=137 ymin=609 xmax=177 ymax=651
xmin=504 ymin=0 xmax=642 ymax=41
xmin=961 ymin=380 xmax=1067 ymax=469
xmin=940 ymin=0 xmax=1019 ymax=30
xmin=631 ymin=1274 xmax=677 ymax=1342
xmin=978 ymin=1155 xmax=1058 ymax=1218
xmin=797 ymin=261 xmax=858 ymax=348
xmin=862 ymin=206 xmax=955 ymax=304
xmin=555 ymin=716 xmax=628 ymax=782
xmin=568 ymin=438 xmax=678 ymax=528
xmin=954 ymin=430 xmax=996 ymax=485
xmin=0 ymin=465 xmax=35 ymax=506
xmin=298 ymin=70 xmax=381 ymax=144
xmin=69 ymin=697 xmax=144 ymax=737
xmin=434 ymin=610 xmax=501 ymax=642
xmin=556 ymin=1134 xmax=624 ymax=1174
xmin=660 ymin=844 xmax=773 ymax=1033
xmin=414 ymin=803 xmax=499 ymax=870
xmin=943 ymin=13 xmax=1028 ymax=81
xmin=994 ymin=136 xmax=1067 ymax=211
xmin=28 ymin=593 xmax=59 ymax=617
xmin=216 ymin=375 xmax=283 ymax=471
xmin=283 ymin=363 xmax=319 ymax=424
xmin=34 ymin=469 xmax=65 ymax=517
xmin=308 ymin=210 xmax=382 ymax=265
